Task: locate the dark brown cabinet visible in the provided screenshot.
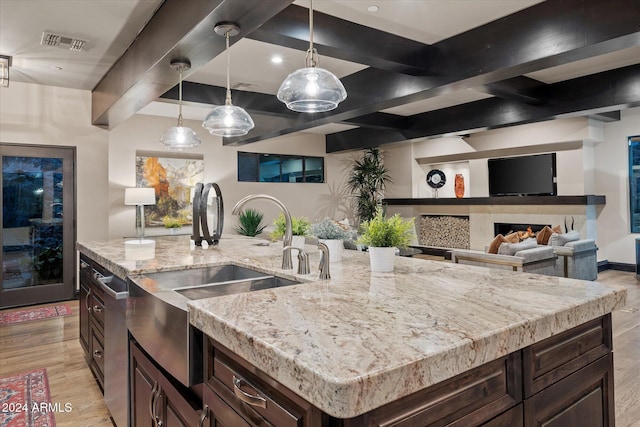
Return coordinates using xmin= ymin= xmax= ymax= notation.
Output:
xmin=130 ymin=340 xmax=202 ymax=427
xmin=201 ymin=314 xmax=615 ymax=427
xmin=79 ymin=254 xmax=106 ymax=389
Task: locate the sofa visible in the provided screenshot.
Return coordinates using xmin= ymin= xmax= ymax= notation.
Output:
xmin=451 ymin=244 xmax=557 ymax=276
xmin=552 ymin=238 xmax=598 ymax=280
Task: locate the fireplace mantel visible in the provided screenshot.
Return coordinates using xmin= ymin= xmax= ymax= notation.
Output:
xmin=384 ymin=195 xmax=605 ymax=206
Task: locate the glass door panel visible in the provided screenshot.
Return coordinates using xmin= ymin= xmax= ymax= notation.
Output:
xmin=1 ymin=145 xmax=75 ymax=308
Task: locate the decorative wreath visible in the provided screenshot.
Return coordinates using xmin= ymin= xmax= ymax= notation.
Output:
xmin=426 ymin=169 xmax=446 ymax=189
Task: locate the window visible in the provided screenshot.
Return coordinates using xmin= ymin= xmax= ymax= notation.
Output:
xmin=237 ymin=152 xmax=324 ymax=183
xmin=630 ymin=136 xmax=640 ymax=233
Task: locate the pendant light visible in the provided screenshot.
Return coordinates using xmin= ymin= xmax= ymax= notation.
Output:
xmin=160 ymin=60 xmax=202 ymax=150
xmin=202 ymin=22 xmax=255 ymax=137
xmin=276 ymin=0 xmax=347 ymax=113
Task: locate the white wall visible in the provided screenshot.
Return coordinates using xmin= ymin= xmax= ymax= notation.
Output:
xmin=0 ymin=82 xmax=109 ymax=242
xmin=108 ymin=114 xmax=354 ymax=239
xmin=597 ymin=108 xmax=640 ymax=264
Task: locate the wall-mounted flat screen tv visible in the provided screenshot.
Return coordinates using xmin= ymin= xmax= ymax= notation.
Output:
xmin=488 ymin=153 xmax=557 ymax=196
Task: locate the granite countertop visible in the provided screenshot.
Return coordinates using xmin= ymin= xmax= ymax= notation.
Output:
xmin=77 ymin=236 xmax=628 ymax=419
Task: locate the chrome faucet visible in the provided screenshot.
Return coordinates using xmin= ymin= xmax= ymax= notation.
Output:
xmin=232 ymin=194 xmax=293 ymax=270
xmin=283 ymin=246 xmax=310 ymax=274
xmin=317 ymin=242 xmax=330 ymax=279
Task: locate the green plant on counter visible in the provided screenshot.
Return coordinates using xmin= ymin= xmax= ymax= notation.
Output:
xmin=234 ymin=208 xmax=267 ymax=237
xmin=311 ymin=217 xmax=353 ymax=240
xmin=357 ymin=208 xmax=414 ymax=248
xmin=270 ymin=213 xmax=311 ymax=240
xmin=162 ymin=216 xmax=183 ymax=229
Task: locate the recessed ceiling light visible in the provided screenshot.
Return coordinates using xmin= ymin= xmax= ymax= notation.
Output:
xmin=367 ymin=5 xmax=379 ymax=12
xmin=271 ymin=55 xmax=283 ymax=64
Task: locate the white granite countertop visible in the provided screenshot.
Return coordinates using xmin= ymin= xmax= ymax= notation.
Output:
xmin=77 ymin=236 xmax=627 ymax=419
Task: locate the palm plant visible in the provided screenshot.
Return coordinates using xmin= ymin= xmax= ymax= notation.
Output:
xmin=346 ymin=147 xmax=392 ymax=225
xmin=234 ymin=208 xmax=267 ymax=237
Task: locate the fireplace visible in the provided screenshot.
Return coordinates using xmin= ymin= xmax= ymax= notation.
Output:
xmin=494 ymin=223 xmax=550 ymax=236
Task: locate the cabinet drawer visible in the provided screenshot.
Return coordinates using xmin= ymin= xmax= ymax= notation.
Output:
xmin=91 ymin=327 xmax=105 ymax=387
xmin=203 ymin=383 xmax=252 ymax=427
xmin=352 ymin=353 xmax=522 ymax=427
xmin=523 ymin=314 xmax=611 ymax=397
xmin=212 ymin=357 xmax=299 ymax=427
xmin=89 ymin=291 xmax=105 ymax=327
xmin=482 ymin=404 xmax=523 ymax=427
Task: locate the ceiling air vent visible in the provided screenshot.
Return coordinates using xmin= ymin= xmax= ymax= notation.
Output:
xmin=40 ymin=32 xmax=88 ymax=52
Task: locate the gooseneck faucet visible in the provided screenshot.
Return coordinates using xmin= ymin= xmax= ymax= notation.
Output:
xmin=318 ymin=242 xmax=331 ymax=279
xmin=232 ymin=194 xmax=293 ymax=270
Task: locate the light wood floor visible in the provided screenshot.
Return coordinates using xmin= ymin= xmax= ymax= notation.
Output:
xmin=0 ymin=269 xmax=638 ymax=427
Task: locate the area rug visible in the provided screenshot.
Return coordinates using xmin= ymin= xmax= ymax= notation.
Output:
xmin=0 ymin=368 xmax=56 ymax=426
xmin=0 ymin=304 xmax=72 ymax=326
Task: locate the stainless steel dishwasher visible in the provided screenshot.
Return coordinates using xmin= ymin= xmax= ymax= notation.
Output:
xmin=92 ymin=271 xmax=129 ymax=427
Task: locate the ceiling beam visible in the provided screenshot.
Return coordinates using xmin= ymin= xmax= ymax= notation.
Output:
xmin=477 ymin=76 xmax=547 ymax=105
xmin=91 ymin=0 xmax=293 ymax=129
xmin=228 ymin=0 xmax=640 ymax=146
xmin=325 ymin=63 xmax=640 ymax=152
xmin=247 ymin=4 xmax=433 ymax=75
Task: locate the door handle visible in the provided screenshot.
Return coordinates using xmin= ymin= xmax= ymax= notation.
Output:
xmin=149 ymin=381 xmax=158 ymax=423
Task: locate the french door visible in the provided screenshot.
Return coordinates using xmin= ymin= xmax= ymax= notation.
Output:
xmin=0 ymin=144 xmax=75 ymax=308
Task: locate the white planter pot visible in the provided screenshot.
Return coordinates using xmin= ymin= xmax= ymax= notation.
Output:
xmin=318 ymin=239 xmax=343 ymax=262
xmin=368 ymin=246 xmax=397 ymax=272
xmin=291 ymin=235 xmax=306 ymax=249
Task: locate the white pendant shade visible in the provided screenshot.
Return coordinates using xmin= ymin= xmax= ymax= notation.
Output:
xmin=202 ymin=104 xmax=255 ymax=137
xmin=160 ymin=126 xmax=201 ymax=149
xmin=277 ymin=66 xmax=347 ymax=113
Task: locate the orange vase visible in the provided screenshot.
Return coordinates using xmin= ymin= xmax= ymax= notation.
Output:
xmin=454 ymin=174 xmax=465 ymax=198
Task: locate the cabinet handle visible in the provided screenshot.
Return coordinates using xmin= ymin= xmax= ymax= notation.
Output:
xmin=92 ymin=305 xmax=102 ymax=313
xmin=149 ymin=381 xmax=158 ymax=423
xmin=93 ymin=350 xmax=102 ymax=359
xmin=198 ymin=405 xmax=208 ymax=427
xmin=85 ymin=289 xmax=91 ymax=312
xmin=154 ymin=388 xmax=163 ymax=427
xmin=233 ymin=375 xmax=267 ymax=409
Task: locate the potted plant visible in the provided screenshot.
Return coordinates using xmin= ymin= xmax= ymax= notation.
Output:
xmin=162 ymin=216 xmax=183 ymax=234
xmin=234 ymin=208 xmax=267 ymax=237
xmin=311 ymin=218 xmax=354 ymax=262
xmin=358 ymin=208 xmax=415 ymax=272
xmin=271 ymin=213 xmax=311 ymax=249
xmin=346 ymin=147 xmax=392 ymax=226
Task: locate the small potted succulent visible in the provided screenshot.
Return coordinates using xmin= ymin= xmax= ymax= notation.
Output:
xmin=357 ymin=208 xmax=415 ymax=272
xmin=162 ymin=216 xmax=183 ymax=234
xmin=311 ymin=218 xmax=354 ymax=262
xmin=270 ymin=213 xmax=311 ymax=249
xmin=234 ymin=208 xmax=267 ymax=237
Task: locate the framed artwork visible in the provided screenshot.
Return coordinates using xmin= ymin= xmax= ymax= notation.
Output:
xmin=135 ymin=152 xmax=204 ymax=227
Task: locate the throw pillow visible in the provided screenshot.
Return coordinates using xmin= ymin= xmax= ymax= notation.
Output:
xmin=504 ymin=232 xmax=520 ymax=243
xmin=536 ymin=225 xmax=554 ymax=245
xmin=488 ymin=234 xmax=507 ymax=254
xmin=549 ymin=230 xmax=580 ymax=246
xmin=552 ymin=225 xmax=562 ymax=233
xmin=498 ymin=237 xmax=538 ymax=256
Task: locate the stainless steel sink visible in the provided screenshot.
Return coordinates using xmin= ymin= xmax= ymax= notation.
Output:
xmin=175 ymin=275 xmax=300 ymax=300
xmin=142 ymin=264 xmax=268 ymax=289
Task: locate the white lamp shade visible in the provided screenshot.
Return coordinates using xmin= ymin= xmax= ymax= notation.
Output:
xmin=277 ymin=66 xmax=347 ymax=113
xmin=124 ymin=187 xmax=156 ymax=205
xmin=160 ymin=126 xmax=202 ymax=150
xmin=202 ymin=104 xmax=255 ymax=137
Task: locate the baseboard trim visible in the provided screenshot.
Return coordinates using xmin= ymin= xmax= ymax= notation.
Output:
xmin=598 ymin=260 xmax=636 ymax=273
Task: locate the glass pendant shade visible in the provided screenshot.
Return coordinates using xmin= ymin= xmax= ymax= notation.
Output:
xmin=160 ymin=126 xmax=201 ymax=149
xmin=202 ymin=105 xmax=255 ymax=137
xmin=277 ymin=66 xmax=347 ymax=113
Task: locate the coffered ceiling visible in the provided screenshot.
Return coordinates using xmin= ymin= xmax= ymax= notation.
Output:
xmin=2 ymin=0 xmax=640 ymax=152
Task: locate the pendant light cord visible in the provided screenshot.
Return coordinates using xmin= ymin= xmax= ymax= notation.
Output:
xmin=177 ymin=67 xmax=183 ymax=126
xmin=305 ymin=0 xmax=318 ymax=68
xmin=225 ymin=31 xmax=232 ymax=106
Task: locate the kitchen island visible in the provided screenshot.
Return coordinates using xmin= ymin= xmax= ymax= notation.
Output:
xmin=77 ymin=235 xmax=627 ymax=426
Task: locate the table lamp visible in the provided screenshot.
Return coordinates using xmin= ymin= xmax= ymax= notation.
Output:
xmin=124 ymin=187 xmax=156 ymax=246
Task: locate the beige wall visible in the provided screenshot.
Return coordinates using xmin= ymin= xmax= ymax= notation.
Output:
xmin=598 ymin=108 xmax=640 ymax=264
xmin=0 ymin=82 xmax=109 ymax=242
xmin=108 ymin=113 xmax=354 ymax=239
